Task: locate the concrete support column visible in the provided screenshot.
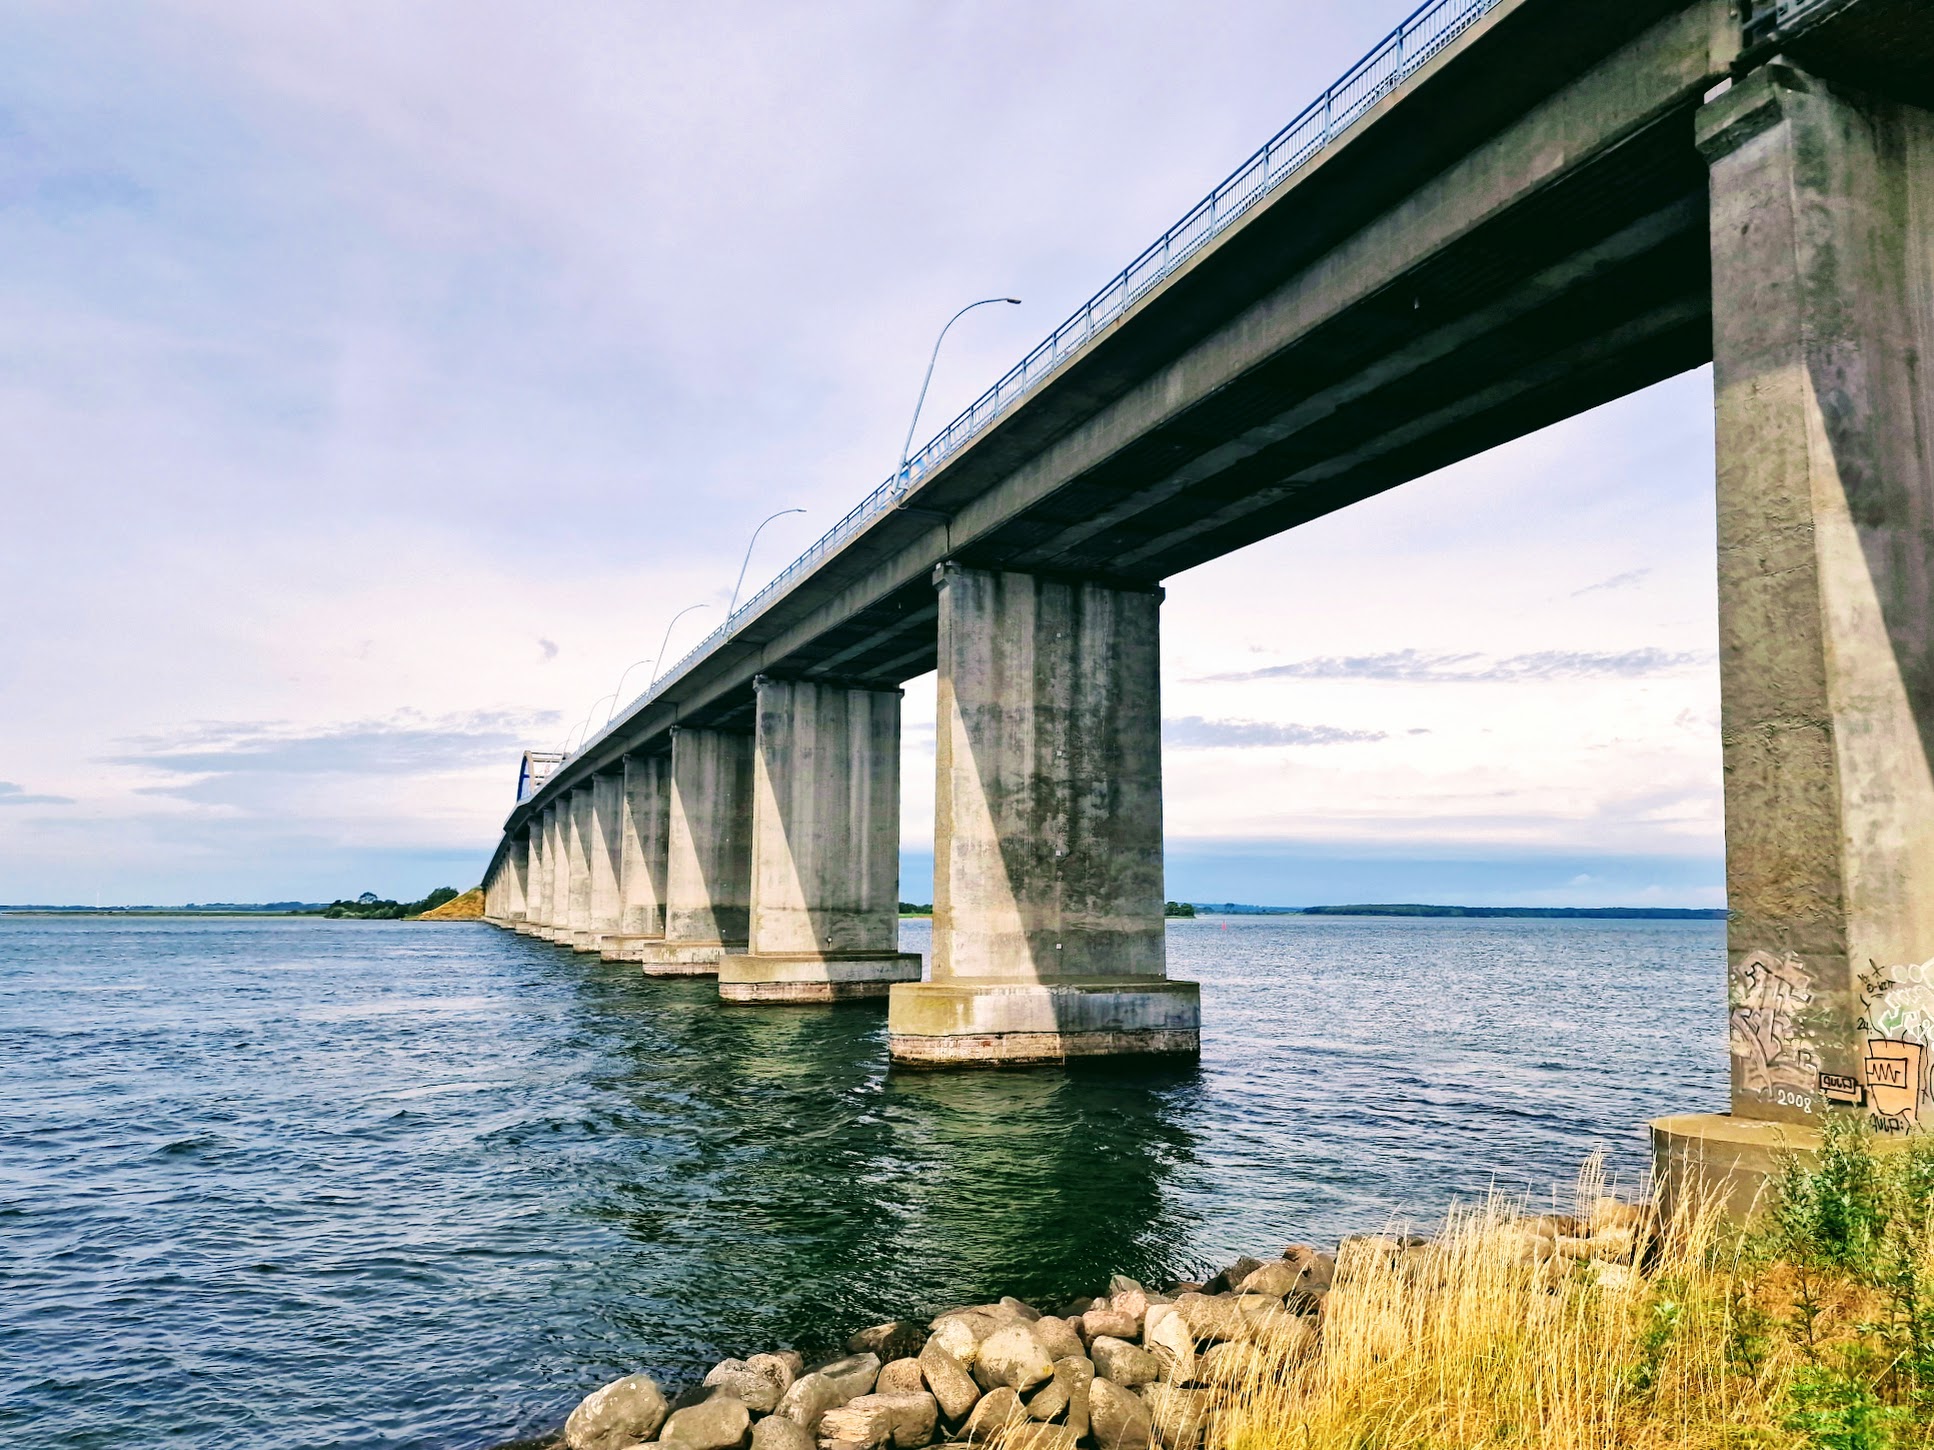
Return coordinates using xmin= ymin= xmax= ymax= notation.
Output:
xmin=585 ymin=772 xmax=623 ymax=949
xmin=505 ymin=830 xmax=529 ymax=923
xmin=565 ymin=787 xmax=595 ymax=947
xmin=719 ymin=678 xmax=921 ymax=1003
xmin=631 ymin=726 xmax=753 ymax=976
xmin=534 ymin=803 xmax=561 ymax=938
xmin=887 ymin=564 xmax=1200 ymax=1066
xmin=599 ymin=753 xmax=670 ymax=962
xmin=1656 ymin=63 xmax=1934 ymax=1193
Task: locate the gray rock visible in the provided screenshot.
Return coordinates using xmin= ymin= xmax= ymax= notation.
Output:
xmin=777 ymin=1376 xmax=841 ymax=1432
xmin=973 ymin=1324 xmax=1056 ymax=1393
xmin=1235 ymin=1261 xmax=1303 ymax=1299
xmin=1108 ymin=1284 xmax=1148 ymax=1325
xmin=817 ymin=1391 xmax=938 ymax=1450
xmin=997 ymin=1296 xmax=1043 ymax=1323
xmin=751 ymin=1416 xmax=814 ymax=1450
xmin=1088 ymin=1337 xmax=1161 ymax=1389
xmin=1139 ymin=1386 xmax=1212 ymax=1450
xmin=847 ymin=1321 xmax=928 ymax=1364
xmin=660 ymin=1394 xmax=752 ymax=1450
xmin=916 ymin=1339 xmax=981 ymax=1422
xmin=1058 ymin=1296 xmax=1106 ymax=1319
xmin=1106 ymin=1275 xmax=1146 ymax=1300
xmin=740 ymin=1354 xmax=802 ymax=1407
xmin=1197 ymin=1341 xmax=1265 ymax=1386
xmin=814 ymin=1354 xmax=880 ymax=1402
xmin=706 ymin=1360 xmax=786 ymax=1415
xmin=926 ymin=1311 xmax=1000 ymax=1366
xmin=1024 ymin=1356 xmax=1092 ymax=1427
xmin=996 ymin=1427 xmax=1078 ymax=1450
xmin=1173 ymin=1293 xmax=1250 ymax=1343
xmin=875 ymin=1359 xmax=925 ymax=1396
xmin=1078 ymin=1308 xmax=1140 ymax=1344
xmin=1141 ymin=1305 xmax=1195 ymax=1383
xmin=961 ymin=1387 xmax=1021 ymax=1443
xmin=1087 ymin=1379 xmax=1154 ymax=1450
xmin=1030 ymin=1316 xmax=1084 ymax=1362
xmin=566 ymin=1373 xmax=671 ymax=1450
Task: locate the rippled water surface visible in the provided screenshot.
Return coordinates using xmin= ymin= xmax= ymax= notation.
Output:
xmin=0 ymin=914 xmax=1727 ymax=1449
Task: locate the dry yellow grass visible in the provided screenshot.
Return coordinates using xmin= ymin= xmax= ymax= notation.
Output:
xmin=1214 ymin=1163 xmax=1806 ymax=1450
xmin=415 ymin=887 xmax=485 ymax=920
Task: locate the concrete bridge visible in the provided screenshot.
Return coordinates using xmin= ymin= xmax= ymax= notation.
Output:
xmin=482 ymin=0 xmax=1934 ymax=1166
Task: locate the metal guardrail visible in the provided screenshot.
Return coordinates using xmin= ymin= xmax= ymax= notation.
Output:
xmin=1743 ymin=0 xmax=1853 ymax=46
xmin=552 ymin=0 xmax=1504 ymax=790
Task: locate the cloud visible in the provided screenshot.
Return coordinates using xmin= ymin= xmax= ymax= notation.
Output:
xmin=1572 ymin=567 xmax=1652 ymax=597
xmin=0 ymin=781 xmax=76 ymax=805
xmin=109 ymin=711 xmax=552 ymax=786
xmin=1163 ymin=716 xmax=1387 ymax=748
xmin=1195 ymin=648 xmax=1708 ymax=684
xmin=538 ymin=638 xmax=559 ymax=661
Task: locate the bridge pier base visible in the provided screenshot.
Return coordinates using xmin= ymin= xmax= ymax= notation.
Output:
xmin=720 ymin=679 xmax=919 ymax=1004
xmin=889 ymin=565 xmax=1199 ymax=1067
xmin=630 ymin=727 xmax=752 ymax=976
xmin=1652 ymin=60 xmax=1934 ymax=1203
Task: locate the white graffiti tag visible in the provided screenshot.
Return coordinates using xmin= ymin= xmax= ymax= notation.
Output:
xmin=1731 ymin=950 xmax=1817 ymax=1097
xmin=1858 ymin=957 xmax=1934 ymax=1133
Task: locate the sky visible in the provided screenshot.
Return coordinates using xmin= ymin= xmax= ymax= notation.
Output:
xmin=0 ymin=1 xmax=1724 ymax=909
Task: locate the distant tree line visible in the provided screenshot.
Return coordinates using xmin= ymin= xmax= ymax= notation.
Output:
xmin=1163 ymin=901 xmax=1196 ymax=917
xmin=321 ymin=888 xmax=461 ymax=920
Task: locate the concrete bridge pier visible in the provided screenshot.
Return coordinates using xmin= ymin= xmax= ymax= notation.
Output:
xmin=630 ymin=725 xmax=753 ymax=976
xmin=597 ymin=753 xmax=671 ymax=962
xmin=530 ymin=802 xmax=562 ymax=940
xmin=487 ymin=828 xmax=528 ymax=924
xmin=719 ymin=678 xmax=920 ymax=1003
xmin=887 ymin=564 xmax=1200 ymax=1067
xmin=1655 ymin=61 xmax=1934 ymax=1206
xmin=565 ymin=787 xmax=597 ymax=949
xmin=582 ymin=772 xmax=624 ymax=949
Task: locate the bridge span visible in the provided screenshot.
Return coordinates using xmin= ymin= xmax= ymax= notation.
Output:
xmin=481 ymin=0 xmax=1934 ymax=1167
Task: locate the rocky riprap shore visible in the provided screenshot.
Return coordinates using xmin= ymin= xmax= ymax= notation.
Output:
xmin=541 ymin=1200 xmax=1651 ymax=1450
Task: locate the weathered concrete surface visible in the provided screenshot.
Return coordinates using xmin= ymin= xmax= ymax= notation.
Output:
xmin=725 ymin=678 xmax=920 ymax=1003
xmin=633 ymin=727 xmax=754 ymax=975
xmin=1651 ymin=1111 xmax=1918 ymax=1221
xmin=589 ymin=772 xmax=623 ymax=941
xmin=567 ymin=786 xmax=597 ymax=950
xmin=1702 ymin=65 xmax=1934 ymax=1132
xmin=622 ymin=753 xmax=670 ymax=935
xmin=888 ymin=567 xmax=1198 ymax=1065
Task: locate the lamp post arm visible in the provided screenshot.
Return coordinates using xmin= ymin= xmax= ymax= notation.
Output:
xmin=728 ymin=508 xmax=807 ymax=619
xmin=896 ymin=296 xmax=1020 ymax=490
xmin=647 ymin=603 xmax=711 ymax=691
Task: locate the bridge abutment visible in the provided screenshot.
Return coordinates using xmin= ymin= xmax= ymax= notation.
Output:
xmin=888 ymin=564 xmax=1199 ymax=1067
xmin=630 ymin=726 xmax=753 ymax=976
xmin=720 ymin=678 xmax=920 ymax=1003
xmin=1657 ymin=60 xmax=1934 ymax=1194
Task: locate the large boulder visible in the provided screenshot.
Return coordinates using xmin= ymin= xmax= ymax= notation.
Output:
xmin=752 ymin=1352 xmax=807 ymax=1390
xmin=1140 ymin=1385 xmax=1213 ymax=1450
xmin=1173 ymin=1293 xmax=1251 ymax=1343
xmin=816 ymin=1391 xmax=939 ymax=1450
xmin=1030 ymin=1316 xmax=1084 ymax=1362
xmin=1198 ymin=1341 xmax=1265 ymax=1386
xmin=961 ymin=1386 xmax=1022 ymax=1443
xmin=660 ymin=1393 xmax=753 ymax=1450
xmin=916 ymin=1339 xmax=981 ymax=1422
xmin=1205 ymin=1257 xmax=1265 ymax=1294
xmin=998 ymin=1297 xmax=1043 ymax=1322
xmin=1107 ymin=1280 xmax=1149 ymax=1325
xmin=566 ymin=1373 xmax=670 ymax=1450
xmin=779 ymin=1351 xmax=883 ymax=1428
xmin=1024 ymin=1356 xmax=1092 ymax=1432
xmin=752 ymin=1417 xmax=814 ymax=1450
xmin=996 ymin=1427 xmax=1078 ymax=1450
xmin=876 ymin=1359 xmax=926 ymax=1396
xmin=1141 ymin=1305 xmax=1195 ymax=1383
xmin=1087 ymin=1379 xmax=1154 ymax=1450
xmin=973 ymin=1324 xmax=1055 ymax=1393
xmin=927 ymin=1311 xmax=1001 ymax=1366
xmin=1087 ymin=1337 xmax=1161 ymax=1389
xmin=1235 ymin=1261 xmax=1303 ymax=1299
xmin=1077 ymin=1307 xmax=1140 ymax=1344
xmin=706 ymin=1360 xmax=787 ymax=1414
xmin=847 ymin=1322 xmax=928 ymax=1364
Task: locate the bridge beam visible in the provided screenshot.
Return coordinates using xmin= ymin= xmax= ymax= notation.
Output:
xmin=720 ymin=678 xmax=920 ymax=1003
xmin=1673 ymin=63 xmax=1934 ymax=1165
xmin=888 ymin=564 xmax=1199 ymax=1067
xmin=630 ymin=726 xmax=753 ymax=976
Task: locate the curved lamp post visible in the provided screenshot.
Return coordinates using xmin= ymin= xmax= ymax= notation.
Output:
xmin=895 ymin=297 xmax=1020 ymax=490
xmin=727 ymin=508 xmax=807 ymax=619
xmin=647 ymin=603 xmax=712 ymax=691
xmin=564 ymin=692 xmax=619 ymax=753
xmin=605 ymin=656 xmax=656 ymax=726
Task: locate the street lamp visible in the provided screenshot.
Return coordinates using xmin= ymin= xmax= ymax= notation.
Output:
xmin=647 ymin=603 xmax=712 ymax=690
xmin=895 ymin=296 xmax=1020 ymax=490
xmin=564 ymin=692 xmax=619 ymax=753
xmin=605 ymin=656 xmax=656 ymax=726
xmin=728 ymin=508 xmax=807 ymax=619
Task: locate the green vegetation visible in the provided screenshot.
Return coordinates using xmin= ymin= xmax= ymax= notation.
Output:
xmin=898 ymin=901 xmax=933 ymax=916
xmin=1298 ymin=903 xmax=1728 ymax=919
xmin=1164 ymin=900 xmax=1196 ymax=917
xmin=322 ymin=887 xmax=461 ymax=920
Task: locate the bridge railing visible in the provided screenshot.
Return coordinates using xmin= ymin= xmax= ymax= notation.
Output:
xmin=559 ymin=0 xmax=1503 ymax=780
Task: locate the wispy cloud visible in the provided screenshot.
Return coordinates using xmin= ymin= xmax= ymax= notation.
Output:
xmin=1572 ymin=568 xmax=1652 ymax=598
xmin=0 ymin=781 xmax=76 ymax=806
xmin=1163 ymin=716 xmax=1386 ymax=748
xmin=110 ymin=711 xmax=552 ymax=784
xmin=1195 ymin=648 xmax=1708 ymax=685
